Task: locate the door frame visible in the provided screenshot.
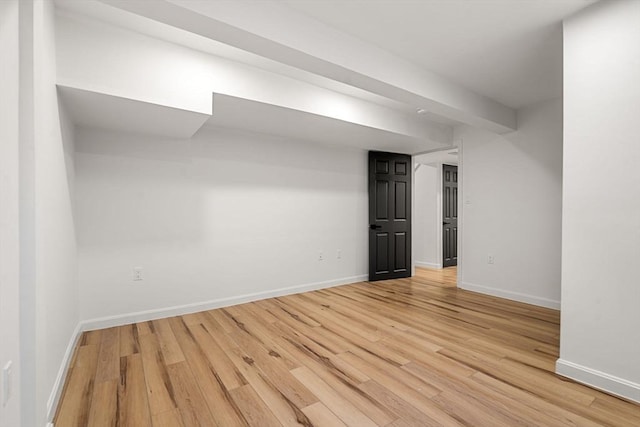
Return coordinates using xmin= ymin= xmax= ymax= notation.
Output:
xmin=411 ymin=139 xmax=464 ymax=286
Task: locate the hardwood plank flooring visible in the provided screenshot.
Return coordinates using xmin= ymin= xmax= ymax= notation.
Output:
xmin=55 ymin=267 xmax=640 ymax=426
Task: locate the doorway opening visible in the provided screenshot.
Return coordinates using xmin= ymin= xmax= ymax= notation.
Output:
xmin=413 ymin=147 xmax=461 ymax=285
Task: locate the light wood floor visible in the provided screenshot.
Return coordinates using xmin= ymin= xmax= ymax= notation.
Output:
xmin=55 ymin=267 xmax=640 ymax=426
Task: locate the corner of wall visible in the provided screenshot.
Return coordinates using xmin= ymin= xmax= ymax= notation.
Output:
xmin=415 ymin=261 xmax=442 ymax=269
xmin=556 ymin=359 xmax=640 ymax=404
xmin=45 ymin=322 xmax=84 ymax=422
xmin=459 ymin=281 xmax=560 ymax=310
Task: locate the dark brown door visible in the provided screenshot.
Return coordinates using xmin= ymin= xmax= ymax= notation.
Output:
xmin=368 ymin=151 xmax=411 ymax=281
xmin=443 ymin=164 xmax=458 ymax=267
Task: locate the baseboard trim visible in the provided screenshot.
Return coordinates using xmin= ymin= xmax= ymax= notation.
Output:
xmin=459 ymin=281 xmax=560 ymax=310
xmin=46 ymin=322 xmax=84 ymax=422
xmin=81 ymin=274 xmax=368 ymax=331
xmin=415 ymin=261 xmax=442 ymax=269
xmin=556 ymin=359 xmax=640 ymax=403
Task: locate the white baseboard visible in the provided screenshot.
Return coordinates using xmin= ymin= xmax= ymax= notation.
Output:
xmin=46 ymin=322 xmax=83 ymax=422
xmin=460 ymin=281 xmax=560 ymax=310
xmin=415 ymin=261 xmax=442 ymax=269
xmin=556 ymin=359 xmax=640 ymax=403
xmin=81 ymin=274 xmax=368 ymax=331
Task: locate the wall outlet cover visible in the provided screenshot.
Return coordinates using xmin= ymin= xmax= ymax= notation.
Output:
xmin=133 ymin=267 xmax=143 ymax=281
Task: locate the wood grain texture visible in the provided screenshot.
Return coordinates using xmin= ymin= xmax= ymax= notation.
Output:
xmin=86 ymin=380 xmax=118 ymax=427
xmin=118 ymin=354 xmax=152 ymax=426
xmin=55 ymin=345 xmax=100 ymax=426
xmin=54 ymin=267 xmax=640 ymax=426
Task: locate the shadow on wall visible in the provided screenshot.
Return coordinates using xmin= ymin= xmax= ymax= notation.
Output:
xmin=74 ymin=125 xmax=369 ymax=320
xmin=74 ymin=126 xmax=366 ymax=247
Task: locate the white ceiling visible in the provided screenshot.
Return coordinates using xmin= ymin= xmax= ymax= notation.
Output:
xmin=204 ymin=94 xmax=450 ymax=154
xmin=54 ymin=0 xmax=596 ymax=149
xmin=58 ymin=83 xmax=451 ymax=154
xmin=57 ymin=85 xmax=211 ymax=138
xmin=55 ymin=0 xmax=461 ymax=125
xmin=279 ymin=0 xmax=595 ymax=108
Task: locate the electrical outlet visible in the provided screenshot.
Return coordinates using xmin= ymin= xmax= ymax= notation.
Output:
xmin=133 ymin=266 xmax=143 ymax=281
xmin=488 ymin=255 xmax=494 ymax=264
xmin=2 ymin=360 xmax=12 ymax=407
xmin=318 ymin=251 xmax=324 ymax=261
xmin=337 ymin=249 xmax=342 ymax=259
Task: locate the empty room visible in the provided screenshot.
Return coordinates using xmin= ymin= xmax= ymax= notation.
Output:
xmin=1 ymin=0 xmax=639 ymax=426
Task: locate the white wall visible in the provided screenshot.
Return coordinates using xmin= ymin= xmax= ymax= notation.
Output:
xmin=457 ymin=98 xmax=563 ymax=309
xmin=558 ymin=0 xmax=640 ymax=402
xmin=75 ymin=127 xmax=368 ymax=324
xmin=0 ymin=1 xmax=22 ymax=425
xmin=33 ymin=0 xmax=80 ymax=423
xmin=18 ymin=0 xmax=37 ymax=423
xmin=414 ymin=165 xmax=440 ymax=268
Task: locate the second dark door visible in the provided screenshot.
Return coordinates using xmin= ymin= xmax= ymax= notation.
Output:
xmin=443 ymin=164 xmax=458 ymax=267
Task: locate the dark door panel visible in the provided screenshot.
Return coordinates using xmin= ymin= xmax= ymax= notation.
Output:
xmin=369 ymin=151 xmax=412 ymax=281
xmin=443 ymin=164 xmax=458 ymax=267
